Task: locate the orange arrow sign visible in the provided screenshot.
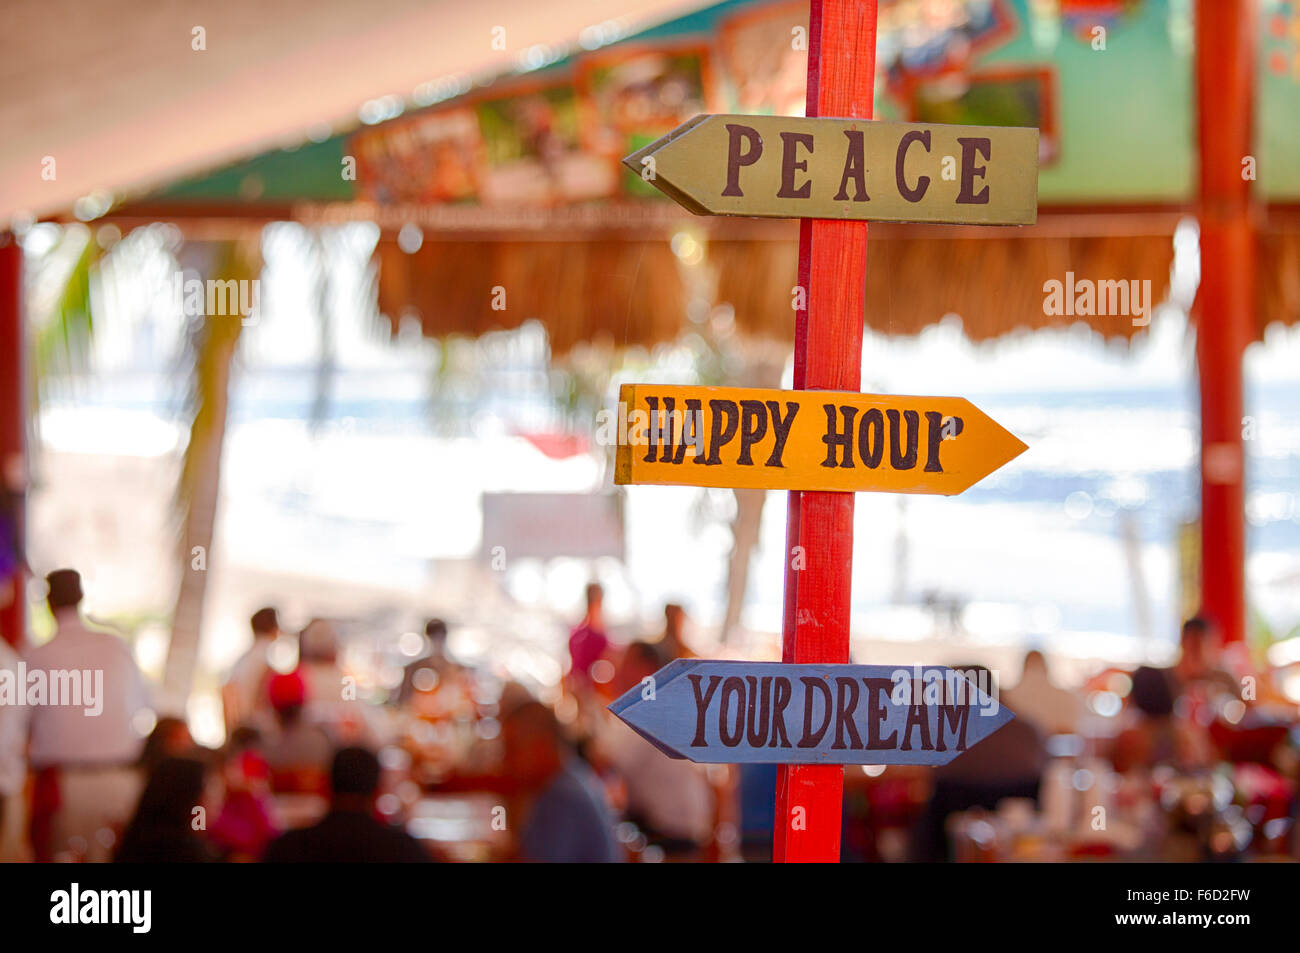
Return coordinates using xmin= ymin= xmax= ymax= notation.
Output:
xmin=626 ymin=114 xmax=1038 ymax=226
xmin=613 ymin=384 xmax=1027 ymax=495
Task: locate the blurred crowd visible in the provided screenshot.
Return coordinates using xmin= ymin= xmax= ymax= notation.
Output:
xmin=900 ymin=617 xmax=1298 ymax=862
xmin=0 ymin=569 xmax=1297 ymax=863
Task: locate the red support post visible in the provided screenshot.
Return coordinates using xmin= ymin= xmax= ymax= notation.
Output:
xmin=774 ymin=0 xmax=878 ymax=863
xmin=0 ymin=234 xmax=25 ymax=648
xmin=1193 ymin=0 xmax=1255 ymax=644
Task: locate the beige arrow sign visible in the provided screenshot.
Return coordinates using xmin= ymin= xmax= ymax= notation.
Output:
xmin=613 ymin=384 xmax=1028 ymax=495
xmin=626 ymin=114 xmax=1038 ymax=225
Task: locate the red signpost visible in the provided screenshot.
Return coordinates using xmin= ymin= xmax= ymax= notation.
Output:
xmin=1194 ymin=0 xmax=1254 ymax=646
xmin=0 ymin=237 xmax=23 ymax=650
xmin=775 ymin=0 xmax=878 ymax=863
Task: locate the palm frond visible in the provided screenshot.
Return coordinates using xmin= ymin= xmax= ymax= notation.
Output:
xmin=28 ymin=225 xmax=102 ymax=431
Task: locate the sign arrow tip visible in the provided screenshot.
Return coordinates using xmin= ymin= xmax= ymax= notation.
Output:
xmin=621 ymin=141 xmax=657 ymax=177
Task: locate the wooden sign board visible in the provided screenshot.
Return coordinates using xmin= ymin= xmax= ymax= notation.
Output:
xmin=626 ymin=114 xmax=1038 ymax=225
xmin=613 ymin=383 xmax=1027 ymax=495
xmin=609 ymin=659 xmax=1014 ymax=766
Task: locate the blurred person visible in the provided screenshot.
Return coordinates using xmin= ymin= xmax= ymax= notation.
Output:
xmin=397 ymin=618 xmax=471 ymax=717
xmin=114 ymin=755 xmax=214 ymax=863
xmin=262 ymin=746 xmax=429 ymax=863
xmin=591 ymin=641 xmax=712 ymax=857
xmin=210 ymin=727 xmax=281 ymax=861
xmin=911 ymin=665 xmax=1046 ymax=862
xmin=1004 ymin=649 xmax=1082 ymax=737
xmin=496 ymin=680 xmax=536 ymax=719
xmin=1174 ymin=616 xmax=1238 ymax=700
xmin=502 ymin=700 xmax=621 ymax=863
xmin=137 ymin=716 xmax=194 ymax=776
xmin=658 ymin=603 xmax=698 ymax=660
xmin=297 ymin=617 xmax=342 ymax=715
xmin=397 ymin=619 xmax=453 ymax=700
xmin=567 ymin=582 xmax=610 ymax=690
xmin=297 ymin=618 xmax=376 ymax=745
xmin=222 ymin=606 xmax=280 ymax=736
xmin=262 ymin=671 xmax=332 ymax=794
xmin=1111 ymin=665 xmax=1211 ymax=773
xmin=25 ymin=569 xmax=150 ymax=862
xmin=0 ymin=636 xmax=24 ymax=855
xmin=1112 ymin=664 xmax=1177 ymax=772
xmin=737 ymin=762 xmax=779 ymax=863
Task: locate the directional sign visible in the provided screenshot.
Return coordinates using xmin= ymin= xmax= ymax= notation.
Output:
xmin=626 ymin=114 xmax=1038 ymax=225
xmin=609 ymin=660 xmax=1014 ymax=766
xmin=612 ymin=383 xmax=1027 ymax=495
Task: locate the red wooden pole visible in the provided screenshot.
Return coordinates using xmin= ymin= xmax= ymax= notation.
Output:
xmin=774 ymin=0 xmax=877 ymax=863
xmin=1193 ymin=0 xmax=1255 ymax=644
xmin=0 ymin=234 xmax=25 ymax=649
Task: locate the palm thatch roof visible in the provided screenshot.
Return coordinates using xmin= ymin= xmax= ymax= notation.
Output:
xmin=369 ymin=202 xmax=1300 ymax=354
xmin=371 ymin=208 xmax=1195 ymax=353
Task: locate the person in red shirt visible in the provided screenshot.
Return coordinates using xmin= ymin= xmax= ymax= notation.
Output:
xmin=567 ymin=582 xmax=609 ymax=689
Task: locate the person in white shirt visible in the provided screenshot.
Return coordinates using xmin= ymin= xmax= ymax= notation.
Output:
xmin=1004 ymin=649 xmax=1083 ymax=737
xmin=24 ymin=569 xmax=151 ymax=861
xmin=297 ymin=617 xmax=381 ymax=747
xmin=222 ymin=606 xmax=280 ymax=736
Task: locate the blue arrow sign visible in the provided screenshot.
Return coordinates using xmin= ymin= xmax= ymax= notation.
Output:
xmin=608 ymin=660 xmax=1014 ymax=766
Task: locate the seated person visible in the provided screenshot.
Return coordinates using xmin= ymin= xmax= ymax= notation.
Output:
xmin=297 ymin=619 xmax=375 ymax=746
xmin=114 ymin=756 xmax=215 ymax=863
xmin=590 ymin=641 xmax=713 ymax=857
xmin=263 ymin=671 xmax=332 ymax=794
xmin=911 ymin=665 xmax=1046 ymax=862
xmin=263 ymin=747 xmax=430 ymax=863
xmin=737 ymin=763 xmax=779 ymax=863
xmin=1111 ymin=665 xmax=1211 ymax=774
xmin=397 ymin=619 xmax=463 ymax=706
xmin=503 ymin=700 xmax=622 ymax=863
xmin=1004 ymin=650 xmax=1082 ymax=737
xmin=1173 ymin=616 xmax=1239 ymax=702
xmin=137 ymin=716 xmax=195 ymax=776
xmin=210 ymin=727 xmax=281 ymax=861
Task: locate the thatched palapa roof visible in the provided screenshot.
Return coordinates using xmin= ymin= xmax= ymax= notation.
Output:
xmin=370 ymin=208 xmax=1188 ymax=354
